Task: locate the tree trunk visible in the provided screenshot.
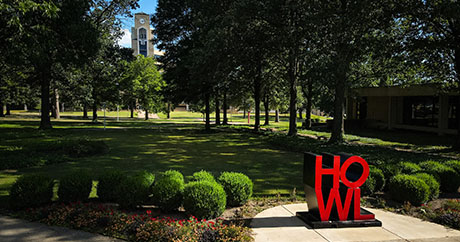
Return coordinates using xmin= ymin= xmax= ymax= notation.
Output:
xmin=298 ymin=108 xmax=303 ymax=120
xmin=288 ymin=57 xmax=297 ymax=136
xmin=275 ymin=109 xmax=280 ymax=122
xmin=145 ymin=109 xmax=149 ymax=120
xmin=264 ymin=93 xmax=269 ymax=126
xmin=83 ymin=103 xmax=88 ymax=119
xmin=243 ymin=98 xmax=246 ymax=119
xmin=54 ymin=89 xmax=60 ymax=119
xmin=167 ymin=103 xmax=171 ymax=119
xmin=39 ymin=70 xmax=52 ymax=129
xmin=205 ymin=92 xmax=211 ymax=131
xmin=215 ymin=94 xmax=221 ymax=125
xmin=329 ymin=75 xmax=346 ymax=144
xmin=454 ymin=47 xmax=460 ymax=149
xmin=0 ymin=101 xmax=4 ymax=117
xmin=223 ymin=91 xmax=228 ymax=125
xmin=92 ymin=103 xmax=98 ymax=122
xmin=305 ymin=82 xmax=313 ymax=130
xmin=5 ymin=104 xmax=11 ymax=115
xmin=254 ymin=61 xmax=262 ymax=131
xmin=130 ymin=100 xmax=135 ymax=118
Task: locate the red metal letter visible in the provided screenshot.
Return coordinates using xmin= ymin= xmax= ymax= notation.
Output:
xmin=315 ymin=156 xmax=341 ymax=221
xmin=353 ymin=188 xmax=375 ymax=220
xmin=340 ymin=156 xmax=369 ymax=188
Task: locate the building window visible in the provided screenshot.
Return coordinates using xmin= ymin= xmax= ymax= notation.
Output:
xmin=139 ymin=28 xmax=147 ymax=40
xmin=448 ymin=96 xmax=459 ymax=129
xmin=138 ymin=28 xmax=148 ymax=57
xmin=403 ymin=96 xmax=439 ymax=127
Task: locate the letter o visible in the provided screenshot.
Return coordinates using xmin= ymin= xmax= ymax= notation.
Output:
xmin=340 ymin=156 xmax=369 ymax=188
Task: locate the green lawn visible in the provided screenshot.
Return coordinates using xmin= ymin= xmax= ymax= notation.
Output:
xmin=0 ymin=113 xmax=303 ymax=208
xmin=1 ymin=110 xmax=458 ymax=209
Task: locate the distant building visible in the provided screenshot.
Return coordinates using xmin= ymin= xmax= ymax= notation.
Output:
xmin=131 ymin=13 xmax=163 ymax=58
xmin=347 ymin=84 xmax=459 ymax=134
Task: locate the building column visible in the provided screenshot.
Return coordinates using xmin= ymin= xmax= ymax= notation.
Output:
xmin=388 ymin=96 xmax=392 ymax=129
xmin=438 ymin=95 xmax=449 ymax=134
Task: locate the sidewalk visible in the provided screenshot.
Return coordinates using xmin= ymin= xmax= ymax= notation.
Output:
xmin=251 ymin=203 xmax=460 ymax=242
xmin=0 ymin=216 xmax=121 ymax=242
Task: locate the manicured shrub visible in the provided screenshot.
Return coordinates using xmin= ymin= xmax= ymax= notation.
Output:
xmin=97 ymin=170 xmax=126 ymax=202
xmin=380 ymin=164 xmax=400 ymax=191
xmin=163 ymin=170 xmax=184 ymax=180
xmin=420 ymin=161 xmax=460 ymax=193
xmin=58 ymin=170 xmax=93 ymax=202
xmin=414 ymin=173 xmax=440 ymax=200
xmin=399 ymin=162 xmax=422 ymax=174
xmin=361 ymin=174 xmax=376 ymax=196
xmin=388 ymin=174 xmax=430 ymax=206
xmin=9 ymin=174 xmax=54 ymax=210
xmin=218 ymin=172 xmax=253 ymax=207
xmin=191 ymin=170 xmax=215 ymax=182
xmin=445 ymin=160 xmax=460 ymax=174
xmin=115 ymin=170 xmax=155 ymax=209
xmin=152 ymin=170 xmax=184 ymax=211
xmin=183 ymin=181 xmax=226 ymax=219
xmin=369 ymin=166 xmax=385 ymax=192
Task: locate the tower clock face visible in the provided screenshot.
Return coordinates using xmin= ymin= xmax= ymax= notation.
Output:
xmin=139 ymin=18 xmax=145 ymax=24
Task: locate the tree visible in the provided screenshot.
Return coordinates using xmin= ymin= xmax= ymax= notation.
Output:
xmin=310 ymin=0 xmax=396 ymax=143
xmin=125 ymin=55 xmax=165 ymax=120
xmin=398 ymin=0 xmax=460 ymax=148
xmin=1 ymin=0 xmax=139 ymax=129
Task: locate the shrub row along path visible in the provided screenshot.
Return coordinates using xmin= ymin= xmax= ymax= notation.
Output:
xmin=251 ymin=204 xmax=460 ymax=242
xmin=0 ymin=215 xmax=121 ymax=242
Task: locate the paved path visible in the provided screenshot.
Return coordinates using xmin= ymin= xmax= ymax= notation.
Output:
xmin=251 ymin=204 xmax=460 ymax=242
xmin=0 ymin=216 xmax=121 ymax=242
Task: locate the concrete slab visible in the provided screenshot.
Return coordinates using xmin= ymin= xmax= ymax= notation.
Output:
xmin=282 ymin=203 xmax=309 ymax=215
xmin=253 ymin=227 xmax=327 ymax=242
xmin=251 ymin=205 xmax=327 ymax=242
xmin=315 ymin=227 xmax=402 ymax=242
xmin=0 ymin=216 xmax=121 ymax=242
xmin=251 ymin=204 xmax=460 ymax=242
xmin=367 ymin=208 xmax=460 ymax=241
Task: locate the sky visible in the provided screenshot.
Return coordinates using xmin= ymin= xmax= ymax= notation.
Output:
xmin=118 ymin=0 xmax=158 ymax=48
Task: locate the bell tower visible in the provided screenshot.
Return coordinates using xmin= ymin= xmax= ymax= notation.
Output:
xmin=131 ymin=13 xmax=154 ymax=57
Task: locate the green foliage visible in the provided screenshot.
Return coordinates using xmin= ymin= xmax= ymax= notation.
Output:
xmin=114 ymin=171 xmax=155 ymax=209
xmin=122 ymin=55 xmax=165 ymax=117
xmin=0 ymin=138 xmax=108 ymax=170
xmin=445 ymin=160 xmax=460 ymax=174
xmin=58 ymin=170 xmax=93 ymax=202
xmin=183 ymin=181 xmax=226 ymax=219
xmin=388 ymin=174 xmax=430 ymax=206
xmin=191 ymin=170 xmax=215 ymax=183
xmin=218 ymin=172 xmax=253 ymax=207
xmin=399 ymin=162 xmax=422 ymax=174
xmin=369 ymin=166 xmax=385 ymax=192
xmin=162 ymin=170 xmax=184 ymax=181
xmin=414 ymin=173 xmax=440 ymax=200
xmin=361 ymin=174 xmax=376 ymax=196
xmin=97 ymin=170 xmax=126 ymax=202
xmin=152 ymin=170 xmax=184 ymax=211
xmin=420 ymin=161 xmax=460 ymax=193
xmin=9 ymin=174 xmax=54 ymax=210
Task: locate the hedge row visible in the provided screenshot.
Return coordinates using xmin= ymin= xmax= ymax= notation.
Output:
xmin=9 ymin=170 xmax=253 ymax=219
xmin=375 ymin=160 xmax=460 ymax=205
xmin=356 ymin=159 xmax=459 ymax=206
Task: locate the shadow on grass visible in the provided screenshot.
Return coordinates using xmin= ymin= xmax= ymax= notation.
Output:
xmin=0 ymin=120 xmax=304 ymax=209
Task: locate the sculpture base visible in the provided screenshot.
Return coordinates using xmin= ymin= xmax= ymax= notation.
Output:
xmin=296 ymin=208 xmax=382 ymax=229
